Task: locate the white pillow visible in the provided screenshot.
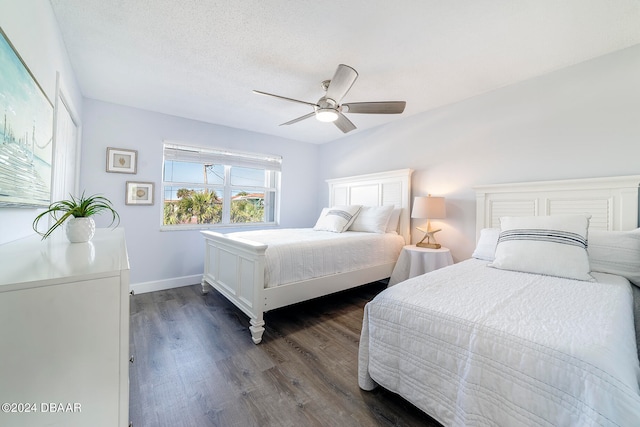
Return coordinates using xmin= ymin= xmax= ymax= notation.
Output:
xmin=588 ymin=228 xmax=640 ymax=287
xmin=489 ymin=214 xmax=593 ymax=281
xmin=313 ymin=205 xmax=362 ymax=233
xmin=385 ymin=208 xmax=402 ymax=233
xmin=349 ymin=205 xmax=394 ymax=233
xmin=471 ymin=228 xmax=500 ymax=261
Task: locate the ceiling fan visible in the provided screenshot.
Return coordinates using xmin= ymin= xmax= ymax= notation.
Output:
xmin=253 ymin=64 xmax=406 ymax=133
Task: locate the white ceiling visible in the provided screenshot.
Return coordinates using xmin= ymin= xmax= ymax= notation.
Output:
xmin=49 ymin=0 xmax=640 ymax=144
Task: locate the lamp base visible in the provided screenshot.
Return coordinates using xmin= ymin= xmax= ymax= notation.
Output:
xmin=416 ymin=242 xmax=441 ymax=249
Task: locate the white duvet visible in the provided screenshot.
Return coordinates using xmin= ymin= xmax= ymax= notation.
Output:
xmin=359 ymin=259 xmax=640 ymax=426
xmin=227 ymin=229 xmax=405 ymax=288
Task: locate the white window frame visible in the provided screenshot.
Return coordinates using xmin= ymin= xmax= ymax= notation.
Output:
xmin=161 ymin=142 xmax=281 ymax=230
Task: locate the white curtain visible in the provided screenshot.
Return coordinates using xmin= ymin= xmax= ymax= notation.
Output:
xmin=51 ymin=93 xmax=79 ymax=202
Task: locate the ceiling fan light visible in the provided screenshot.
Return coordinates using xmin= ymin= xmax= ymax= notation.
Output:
xmin=316 ymin=108 xmax=339 ymax=122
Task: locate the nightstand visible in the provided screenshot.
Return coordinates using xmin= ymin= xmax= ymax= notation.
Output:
xmin=388 ymin=245 xmax=453 ymax=286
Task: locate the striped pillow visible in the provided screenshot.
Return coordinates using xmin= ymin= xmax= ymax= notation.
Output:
xmin=313 ymin=205 xmax=362 ymax=233
xmin=489 ymin=214 xmax=593 ymax=281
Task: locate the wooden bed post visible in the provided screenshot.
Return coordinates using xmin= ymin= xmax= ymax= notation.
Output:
xmin=249 ymin=246 xmax=266 ymax=344
xmin=201 ymin=230 xmax=268 ymax=343
xmin=249 ymin=318 xmax=265 ymax=344
xmin=201 ymin=276 xmax=210 ymax=294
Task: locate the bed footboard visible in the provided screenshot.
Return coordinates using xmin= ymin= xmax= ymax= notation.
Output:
xmin=201 ymin=230 xmax=268 ymax=344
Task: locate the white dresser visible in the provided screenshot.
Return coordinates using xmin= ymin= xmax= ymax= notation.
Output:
xmin=0 ymin=228 xmax=130 ymax=427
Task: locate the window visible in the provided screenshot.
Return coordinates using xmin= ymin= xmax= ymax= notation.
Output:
xmin=162 ymin=142 xmax=281 ymax=229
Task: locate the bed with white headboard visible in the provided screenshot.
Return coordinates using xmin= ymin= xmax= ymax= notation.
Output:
xmin=475 ymin=174 xmax=640 ymax=347
xmin=201 ymin=169 xmax=412 ymax=344
xmin=359 ymin=175 xmax=640 ymax=426
xmin=475 ymin=174 xmax=640 ymax=234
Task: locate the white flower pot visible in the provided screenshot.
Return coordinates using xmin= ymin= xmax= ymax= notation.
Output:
xmin=65 ymin=217 xmax=96 ymax=243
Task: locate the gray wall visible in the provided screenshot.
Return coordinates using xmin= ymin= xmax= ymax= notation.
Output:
xmin=80 ymin=100 xmax=320 ymax=286
xmin=318 ymin=44 xmax=640 ymax=262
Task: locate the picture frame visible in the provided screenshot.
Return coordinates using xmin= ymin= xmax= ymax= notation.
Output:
xmin=0 ymin=28 xmax=54 ymax=208
xmin=107 ymin=147 xmax=137 ymax=174
xmin=126 ymin=181 xmax=154 ymax=205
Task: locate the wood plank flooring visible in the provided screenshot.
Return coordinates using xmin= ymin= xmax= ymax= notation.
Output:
xmin=129 ymin=282 xmax=442 ymax=427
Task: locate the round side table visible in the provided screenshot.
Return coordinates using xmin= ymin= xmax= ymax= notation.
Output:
xmin=388 ymin=245 xmax=453 ymax=286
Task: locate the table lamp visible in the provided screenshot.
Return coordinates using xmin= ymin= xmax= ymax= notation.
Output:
xmin=411 ymin=195 xmax=446 ymax=248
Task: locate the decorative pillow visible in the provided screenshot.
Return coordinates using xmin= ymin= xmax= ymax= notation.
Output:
xmin=385 ymin=208 xmax=402 ymax=233
xmin=489 ymin=214 xmax=593 ymax=281
xmin=313 ymin=205 xmax=362 ymax=233
xmin=349 ymin=205 xmax=394 ymax=233
xmin=588 ymin=228 xmax=640 ymax=287
xmin=471 ymin=228 xmax=500 ymax=261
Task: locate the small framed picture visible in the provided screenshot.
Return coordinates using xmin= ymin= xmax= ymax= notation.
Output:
xmin=126 ymin=181 xmax=154 ymax=205
xmin=107 ymin=147 xmax=137 ymax=174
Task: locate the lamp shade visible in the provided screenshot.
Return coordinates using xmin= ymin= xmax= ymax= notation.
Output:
xmin=411 ymin=195 xmax=446 ymax=219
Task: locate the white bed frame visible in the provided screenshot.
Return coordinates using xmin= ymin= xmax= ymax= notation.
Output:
xmin=360 ymin=175 xmax=640 ymax=425
xmin=201 ymin=169 xmax=413 ymax=344
xmin=475 ymin=174 xmax=640 ymax=356
xmin=475 ymin=175 xmax=640 ymax=235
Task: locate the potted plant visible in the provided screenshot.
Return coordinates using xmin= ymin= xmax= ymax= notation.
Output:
xmin=33 ymin=192 xmax=120 ymax=242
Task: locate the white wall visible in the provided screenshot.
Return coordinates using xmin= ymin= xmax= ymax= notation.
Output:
xmin=319 ymin=44 xmax=640 ymax=262
xmin=80 ymin=99 xmax=320 ymax=287
xmin=0 ymin=0 xmax=83 ymax=244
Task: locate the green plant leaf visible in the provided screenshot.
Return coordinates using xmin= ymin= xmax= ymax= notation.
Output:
xmin=33 ymin=191 xmax=120 ymax=240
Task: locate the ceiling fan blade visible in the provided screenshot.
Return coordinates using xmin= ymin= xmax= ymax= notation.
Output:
xmin=253 ymin=90 xmax=317 ymax=108
xmin=280 ymin=112 xmax=316 ymax=126
xmin=342 ymin=101 xmax=406 ymax=114
xmin=333 ymin=113 xmax=357 ymax=133
xmin=325 ymin=64 xmax=358 ymax=103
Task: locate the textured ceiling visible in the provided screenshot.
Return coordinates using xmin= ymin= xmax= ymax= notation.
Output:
xmin=49 ymin=0 xmax=640 ymax=144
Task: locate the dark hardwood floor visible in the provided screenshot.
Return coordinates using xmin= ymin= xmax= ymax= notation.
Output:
xmin=129 ymin=281 xmax=442 ymax=427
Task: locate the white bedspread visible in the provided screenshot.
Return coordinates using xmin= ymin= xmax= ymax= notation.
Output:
xmin=359 ymin=259 xmax=640 ymax=426
xmin=227 ymin=229 xmax=405 ymax=288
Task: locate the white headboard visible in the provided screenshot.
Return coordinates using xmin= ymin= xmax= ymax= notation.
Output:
xmin=326 ymin=169 xmax=413 ymax=244
xmin=475 ymin=175 xmax=640 ymax=239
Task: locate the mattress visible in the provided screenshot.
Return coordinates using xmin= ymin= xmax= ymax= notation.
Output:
xmin=358 ymin=259 xmax=640 ymax=426
xmin=227 ymin=228 xmax=405 ymax=288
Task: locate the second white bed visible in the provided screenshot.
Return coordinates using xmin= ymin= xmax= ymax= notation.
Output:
xmin=358 ymin=259 xmax=640 ymax=426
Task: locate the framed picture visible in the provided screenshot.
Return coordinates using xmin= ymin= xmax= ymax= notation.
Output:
xmin=126 ymin=181 xmax=154 ymax=205
xmin=107 ymin=147 xmax=137 ymax=174
xmin=0 ymin=28 xmax=54 ymax=207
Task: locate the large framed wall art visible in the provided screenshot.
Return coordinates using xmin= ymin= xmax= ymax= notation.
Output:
xmin=0 ymin=27 xmax=54 ymax=208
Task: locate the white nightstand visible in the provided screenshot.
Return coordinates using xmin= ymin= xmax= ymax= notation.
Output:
xmin=388 ymin=245 xmax=453 ymax=286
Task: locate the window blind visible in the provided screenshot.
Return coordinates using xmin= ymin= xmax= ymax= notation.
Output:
xmin=163 ymin=142 xmax=282 ymax=171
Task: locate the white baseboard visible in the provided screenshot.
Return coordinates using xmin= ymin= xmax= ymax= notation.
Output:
xmin=130 ymin=274 xmax=202 ymax=295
